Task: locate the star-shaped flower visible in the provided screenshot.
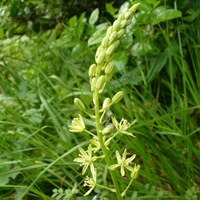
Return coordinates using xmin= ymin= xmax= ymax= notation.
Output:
xmin=74 ymin=144 xmax=97 ymax=175
xmin=112 ymin=117 xmax=135 ymax=137
xmin=68 ymin=114 xmax=85 ymax=133
xmin=108 ymin=148 xmax=136 ymax=176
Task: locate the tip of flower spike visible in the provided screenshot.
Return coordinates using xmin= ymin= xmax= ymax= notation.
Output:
xmin=129 ymin=3 xmax=140 ymax=13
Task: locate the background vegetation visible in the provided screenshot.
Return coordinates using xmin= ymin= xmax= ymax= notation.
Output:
xmin=0 ymin=0 xmax=200 ymax=199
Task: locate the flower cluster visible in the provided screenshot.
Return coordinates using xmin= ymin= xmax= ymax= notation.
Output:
xmin=88 ymin=3 xmax=140 ymax=95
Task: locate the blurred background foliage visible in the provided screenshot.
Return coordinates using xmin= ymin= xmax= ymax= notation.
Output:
xmin=0 ymin=0 xmax=197 ymax=35
xmin=0 ymin=0 xmax=125 ymax=36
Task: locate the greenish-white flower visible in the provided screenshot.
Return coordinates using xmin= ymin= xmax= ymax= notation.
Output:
xmin=112 ymin=117 xmax=134 ymax=136
xmin=84 ymin=169 xmax=97 ymax=196
xmin=74 ymin=145 xmax=97 ymax=175
xmin=109 ymin=148 xmax=136 ymax=176
xmin=68 ymin=114 xmax=85 ymax=133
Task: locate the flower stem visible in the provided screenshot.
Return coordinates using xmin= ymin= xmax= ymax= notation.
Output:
xmin=94 ymin=90 xmax=122 ymax=200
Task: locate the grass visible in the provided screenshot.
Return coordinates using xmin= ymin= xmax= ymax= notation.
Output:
xmin=0 ymin=0 xmax=200 ymax=199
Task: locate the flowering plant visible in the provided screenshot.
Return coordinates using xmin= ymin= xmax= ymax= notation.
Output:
xmin=69 ymin=3 xmax=140 ymax=199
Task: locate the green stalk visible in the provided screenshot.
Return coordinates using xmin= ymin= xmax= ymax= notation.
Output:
xmin=94 ymin=90 xmax=122 ymax=200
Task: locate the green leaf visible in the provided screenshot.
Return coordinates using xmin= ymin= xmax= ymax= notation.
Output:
xmin=68 ymin=15 xmax=77 ymax=27
xmin=110 ymin=68 xmax=143 ymax=88
xmin=76 ymin=13 xmax=86 ymax=39
xmin=0 ymin=161 xmax=19 ymax=186
xmin=120 ymin=68 xmax=143 ymax=86
xmin=113 ymin=51 xmax=128 ymax=73
xmin=106 ymin=3 xmax=117 ymax=17
xmin=152 ymin=6 xmax=182 ymax=25
xmin=89 ymin=8 xmax=99 ymax=25
xmin=88 ymin=23 xmax=109 ymax=46
xmin=130 ymin=42 xmax=152 ymax=56
xmin=183 ymin=8 xmax=200 ymax=22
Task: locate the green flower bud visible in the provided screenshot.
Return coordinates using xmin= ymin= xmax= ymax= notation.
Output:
xmin=91 ymin=77 xmax=97 ymax=91
xmin=106 ymin=45 xmax=115 ymax=56
xmin=101 ymin=36 xmax=109 ymax=47
xmin=129 ymin=3 xmax=140 ymax=13
xmin=117 ymin=13 xmax=124 ymax=22
xmin=112 ymin=91 xmax=124 ymax=103
xmin=125 ymin=11 xmax=132 ymax=19
xmin=102 ymin=97 xmax=111 ymax=110
xmin=106 ymin=40 xmax=120 ymax=56
xmin=74 ymin=98 xmax=85 ymax=111
xmin=96 ymin=46 xmax=104 ymax=57
xmin=96 ymin=75 xmax=106 ymax=91
xmin=102 ymin=127 xmax=111 ymax=134
xmin=120 ymin=19 xmax=128 ymax=29
xmin=105 ymin=72 xmax=113 ymax=82
xmin=88 ymin=64 xmax=97 ymax=77
xmin=99 ymin=84 xmax=106 ymax=94
xmin=105 ymin=61 xmax=114 ymax=74
xmin=95 ymin=51 xmax=106 ymax=65
xmin=109 ymin=31 xmax=118 ymax=44
xmin=117 ymin=29 xmax=125 ymax=38
xmin=113 ymin=20 xmax=121 ymax=31
xmin=106 ymin=26 xmax=113 ymax=36
xmin=105 ymin=53 xmax=114 ymax=63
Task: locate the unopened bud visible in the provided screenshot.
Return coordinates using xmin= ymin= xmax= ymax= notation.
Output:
xmin=96 ymin=75 xmax=106 ymax=91
xmin=91 ymin=77 xmax=97 ymax=91
xmin=106 ymin=40 xmax=120 ymax=56
xmin=105 ymin=53 xmax=114 ymax=63
xmin=88 ymin=64 xmax=97 ymax=77
xmin=106 ymin=26 xmax=113 ymax=36
xmin=125 ymin=11 xmax=132 ymax=19
xmin=120 ymin=19 xmax=128 ymax=29
xmin=118 ymin=13 xmax=124 ymax=22
xmin=74 ymin=98 xmax=85 ymax=111
xmin=113 ymin=20 xmax=121 ymax=31
xmin=96 ymin=46 xmax=104 ymax=57
xmin=101 ymin=36 xmax=109 ymax=47
xmin=105 ymin=61 xmax=114 ymax=74
xmin=129 ymin=3 xmax=140 ymax=13
xmin=102 ymin=127 xmax=111 ymax=134
xmin=99 ymin=84 xmax=106 ymax=94
xmin=105 ymin=73 xmax=113 ymax=82
xmin=118 ymin=29 xmax=125 ymax=38
xmin=102 ymin=97 xmax=111 ymax=110
xmin=112 ymin=91 xmax=124 ymax=103
xmin=95 ymin=51 xmax=106 ymax=65
xmin=109 ymin=31 xmax=118 ymax=44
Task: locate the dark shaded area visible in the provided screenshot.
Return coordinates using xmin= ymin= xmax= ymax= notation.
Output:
xmin=0 ymin=0 xmax=125 ymax=34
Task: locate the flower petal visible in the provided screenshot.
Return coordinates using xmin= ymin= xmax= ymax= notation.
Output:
xmin=108 ymin=163 xmax=120 ymax=171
